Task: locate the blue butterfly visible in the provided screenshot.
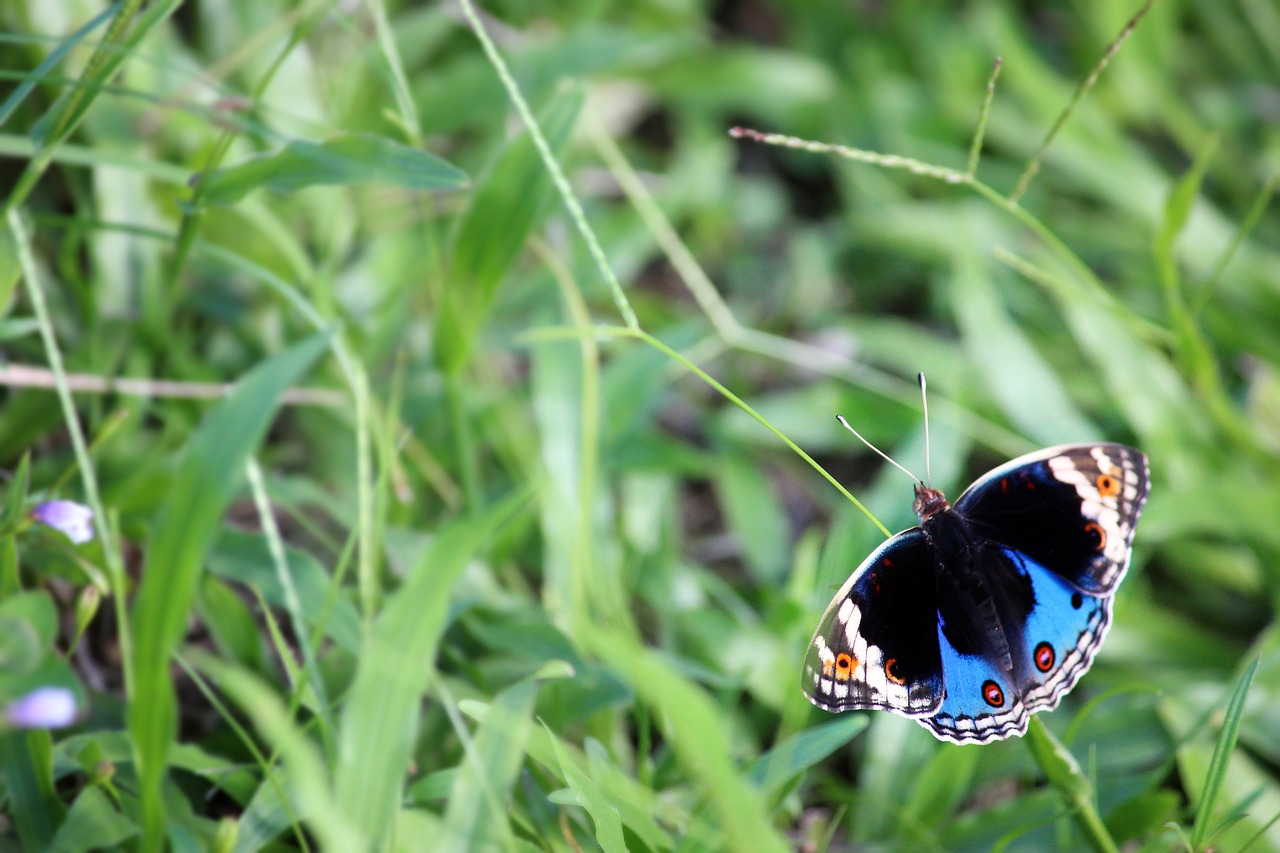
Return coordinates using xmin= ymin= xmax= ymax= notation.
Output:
xmin=803 ymin=444 xmax=1150 ymax=744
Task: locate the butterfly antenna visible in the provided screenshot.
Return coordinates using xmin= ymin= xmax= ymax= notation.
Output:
xmin=919 ymin=372 xmax=932 ymax=486
xmin=836 ymin=415 xmax=920 ymax=484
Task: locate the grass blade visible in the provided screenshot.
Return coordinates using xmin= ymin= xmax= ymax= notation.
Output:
xmin=334 ymin=489 xmax=530 ymax=843
xmin=747 ymin=714 xmax=868 ymax=795
xmin=436 ymin=87 xmax=583 ymax=376
xmin=5 ymin=0 xmax=180 ymax=217
xmin=590 ymin=629 xmax=792 ymax=853
xmin=0 ymin=730 xmax=64 ymax=849
xmin=545 ymin=724 xmax=628 ymax=853
xmin=194 ymin=655 xmax=359 ymax=850
xmin=198 ymin=134 xmax=469 ymax=206
xmin=128 ymin=333 xmax=330 ymax=851
xmin=951 ymin=254 xmax=1095 ymax=445
xmin=440 ymin=680 xmax=540 ymax=849
xmin=1189 ymin=656 xmax=1260 ymax=851
xmin=0 ymin=3 xmax=116 ymax=128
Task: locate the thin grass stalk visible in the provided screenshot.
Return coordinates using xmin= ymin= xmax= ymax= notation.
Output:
xmin=9 ymin=209 xmax=133 ymax=693
xmin=0 ymin=4 xmax=116 ymax=128
xmin=363 ymin=0 xmax=421 ymax=141
xmin=587 ymin=117 xmax=742 ymax=338
xmin=1010 ymin=0 xmax=1157 ymax=203
xmin=729 ymin=127 xmax=968 ymax=183
xmin=458 ymin=0 xmax=639 ymax=331
xmin=631 ymin=329 xmax=892 ymax=537
xmin=1193 ymin=168 xmax=1279 ymax=313
xmin=166 ymin=0 xmax=330 ymax=302
xmin=176 ymin=655 xmax=312 ymax=852
xmin=591 ymin=127 xmax=1032 ymax=457
xmin=3 ymin=0 xmax=180 ymax=216
xmin=2 ymin=0 xmax=153 ymax=216
xmin=195 ymin=242 xmax=377 ymax=622
xmin=966 ymin=57 xmax=1003 ymax=178
xmin=245 ymin=459 xmax=337 ymax=763
xmin=533 ymin=239 xmax=629 ymax=632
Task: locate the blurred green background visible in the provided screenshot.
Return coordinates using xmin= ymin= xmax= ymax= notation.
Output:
xmin=2 ymin=0 xmax=1279 ymax=850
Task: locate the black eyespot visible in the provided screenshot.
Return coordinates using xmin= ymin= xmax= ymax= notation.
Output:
xmin=1071 ymin=592 xmax=1083 ymax=610
xmin=981 ymin=680 xmax=1004 ymax=707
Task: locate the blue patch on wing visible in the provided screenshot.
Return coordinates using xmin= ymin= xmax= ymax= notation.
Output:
xmin=922 ymin=619 xmax=1026 ymax=744
xmin=1009 ymin=548 xmax=1112 ymax=713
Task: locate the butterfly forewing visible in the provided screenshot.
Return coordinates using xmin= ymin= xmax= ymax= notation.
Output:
xmin=954 ymin=444 xmax=1149 ymax=594
xmin=803 ymin=530 xmax=944 ymax=717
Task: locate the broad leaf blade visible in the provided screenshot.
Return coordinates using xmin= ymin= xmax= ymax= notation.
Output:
xmin=589 ymin=630 xmax=792 ymax=853
xmin=0 ymin=730 xmax=64 ymax=849
xmin=48 ymin=787 xmax=139 ymax=853
xmin=545 ymin=726 xmax=628 ymax=853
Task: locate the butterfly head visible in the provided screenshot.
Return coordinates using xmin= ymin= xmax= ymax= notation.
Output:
xmin=913 ymin=484 xmax=950 ymax=521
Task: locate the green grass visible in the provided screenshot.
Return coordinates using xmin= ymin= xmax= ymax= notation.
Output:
xmin=2 ymin=0 xmax=1279 ymax=850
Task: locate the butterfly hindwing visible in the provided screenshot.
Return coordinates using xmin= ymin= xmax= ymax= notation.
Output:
xmin=803 ymin=530 xmax=944 ymax=717
xmin=922 ymin=544 xmax=1112 ymax=743
xmin=924 ymin=624 xmax=1026 ymax=743
xmin=1010 ymin=547 xmax=1112 ymax=713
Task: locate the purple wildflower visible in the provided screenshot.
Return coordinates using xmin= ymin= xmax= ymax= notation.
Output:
xmin=31 ymin=500 xmax=94 ymax=545
xmin=6 ymin=687 xmax=78 ymax=729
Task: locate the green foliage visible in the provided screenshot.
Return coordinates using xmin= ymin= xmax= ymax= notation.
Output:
xmin=199 ymin=134 xmax=470 ymax=207
xmin=1 ymin=0 xmax=1279 ymax=850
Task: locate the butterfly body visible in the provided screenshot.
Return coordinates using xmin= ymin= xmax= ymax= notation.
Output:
xmin=804 ymin=444 xmax=1149 ymax=744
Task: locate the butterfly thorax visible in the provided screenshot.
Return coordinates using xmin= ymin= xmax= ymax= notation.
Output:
xmin=918 ymin=500 xmax=1018 ymax=672
xmin=913 ymin=484 xmax=950 ymax=521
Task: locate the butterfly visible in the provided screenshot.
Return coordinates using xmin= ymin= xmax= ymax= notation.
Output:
xmin=803 ymin=444 xmax=1149 ymax=744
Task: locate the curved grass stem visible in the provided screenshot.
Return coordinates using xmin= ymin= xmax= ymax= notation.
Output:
xmin=1024 ymin=716 xmax=1120 ymax=853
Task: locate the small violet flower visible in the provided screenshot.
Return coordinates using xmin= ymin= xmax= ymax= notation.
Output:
xmin=31 ymin=500 xmax=94 ymax=545
xmin=6 ymin=687 xmax=78 ymax=729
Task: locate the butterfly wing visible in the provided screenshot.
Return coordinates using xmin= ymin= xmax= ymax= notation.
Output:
xmin=920 ymin=444 xmax=1149 ymax=743
xmin=923 ymin=627 xmax=1026 ymax=743
xmin=1005 ymin=547 xmax=1113 ymax=712
xmin=953 ymin=444 xmax=1149 ymax=594
xmin=921 ymin=544 xmax=1112 ymax=743
xmin=802 ymin=529 xmax=945 ymax=718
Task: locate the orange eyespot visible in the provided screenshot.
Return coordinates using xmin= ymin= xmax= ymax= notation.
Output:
xmin=1084 ymin=521 xmax=1106 ymax=550
xmin=885 ymin=658 xmax=906 ymax=685
xmin=1096 ymin=473 xmax=1121 ymax=498
xmin=1034 ymin=642 xmax=1055 ymax=673
xmin=834 ymin=653 xmax=857 ymax=681
xmin=982 ymin=680 xmax=1005 ymax=707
